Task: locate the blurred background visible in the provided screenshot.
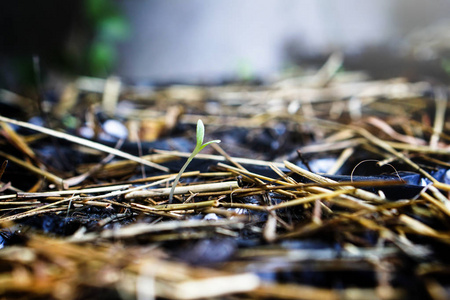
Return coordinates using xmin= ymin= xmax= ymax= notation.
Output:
xmin=1 ymin=0 xmax=450 ymax=91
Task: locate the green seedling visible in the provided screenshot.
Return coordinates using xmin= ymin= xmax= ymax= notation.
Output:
xmin=169 ymin=120 xmax=220 ymax=203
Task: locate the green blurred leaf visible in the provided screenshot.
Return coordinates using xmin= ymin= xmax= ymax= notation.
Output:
xmin=199 ymin=140 xmax=221 ymax=151
xmin=85 ymin=0 xmax=111 ymax=20
xmin=237 ymin=59 xmax=254 ymax=81
xmin=88 ymin=41 xmax=116 ymax=76
xmin=196 ymin=119 xmax=204 ymax=147
xmin=98 ymin=15 xmax=130 ymax=41
xmin=62 ymin=115 xmax=78 ymax=129
xmin=441 ymin=58 xmax=450 ymax=76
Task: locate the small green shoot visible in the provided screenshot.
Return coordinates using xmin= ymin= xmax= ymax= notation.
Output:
xmin=169 ymin=120 xmax=220 ymax=203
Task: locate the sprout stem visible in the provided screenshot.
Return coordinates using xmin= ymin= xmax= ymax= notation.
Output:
xmin=169 ymin=120 xmax=220 ymax=203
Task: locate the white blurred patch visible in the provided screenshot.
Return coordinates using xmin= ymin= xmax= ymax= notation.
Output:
xmin=78 ymin=126 xmax=94 ymax=139
xmin=309 ymin=158 xmax=337 ymax=174
xmin=204 ymin=213 xmax=219 ymax=221
xmin=103 ymin=119 xmax=128 ymax=139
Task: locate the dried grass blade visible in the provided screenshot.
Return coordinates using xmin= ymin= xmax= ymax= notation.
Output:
xmin=158 ymin=272 xmax=260 ymax=300
xmin=17 ymin=184 xmax=131 ymax=198
xmin=0 ymin=207 xmax=68 ymax=223
xmin=1 ymin=122 xmax=38 ymax=160
xmin=399 ymin=214 xmax=449 ymax=241
xmin=0 ymin=115 xmax=169 ymax=172
xmin=385 ymin=141 xmax=450 ymax=156
xmin=154 ymin=149 xmax=285 ymax=168
xmin=420 ymin=192 xmax=450 ymax=218
xmin=134 ymin=200 xmax=219 ymax=212
xmin=430 ymin=87 xmax=447 ymax=149
xmin=218 ymin=163 xmax=291 ymax=185
xmin=263 ymin=211 xmax=278 ymax=242
xmin=253 ymin=283 xmax=340 ymax=300
xmin=125 ymin=181 xmax=239 ymax=199
xmin=327 ymin=147 xmax=354 ymax=175
xmin=69 ymin=219 xmax=243 ymax=242
xmin=366 ymin=117 xmax=426 ymax=145
xmin=353 ymin=127 xmax=436 ymax=177
xmin=0 ymin=160 xmax=7 ymax=181
xmin=284 ymin=160 xmax=386 ymax=203
xmin=0 ymin=150 xmax=66 ymax=189
xmin=269 ymin=189 xmax=351 ymax=211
